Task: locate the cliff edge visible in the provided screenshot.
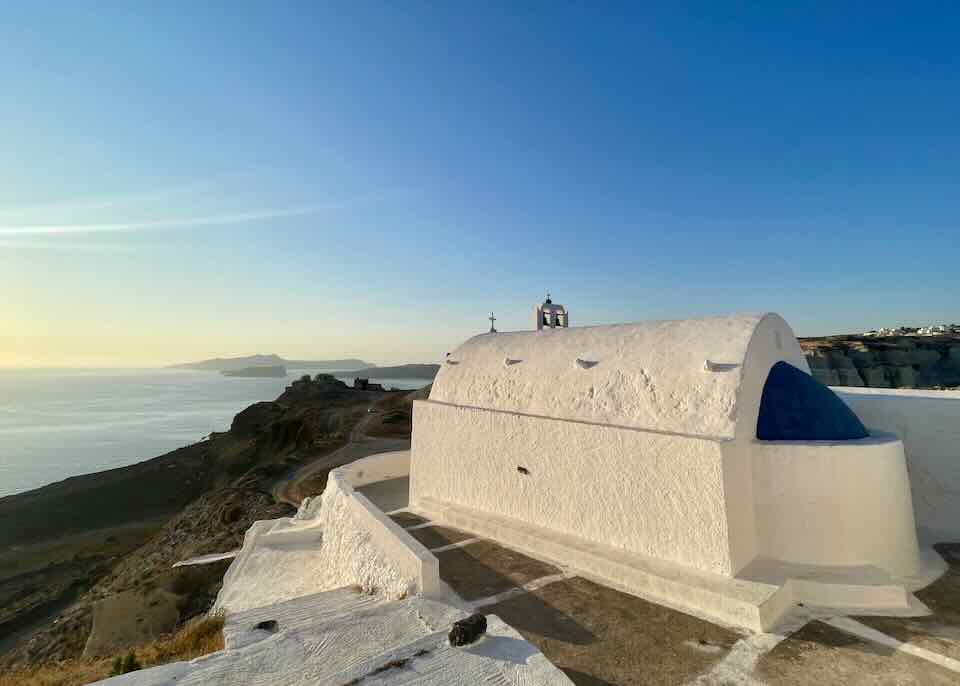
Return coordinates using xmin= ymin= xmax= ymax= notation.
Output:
xmin=799 ymin=334 xmax=960 ymax=389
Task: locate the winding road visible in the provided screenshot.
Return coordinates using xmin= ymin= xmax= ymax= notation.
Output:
xmin=271 ymin=405 xmax=409 ymax=507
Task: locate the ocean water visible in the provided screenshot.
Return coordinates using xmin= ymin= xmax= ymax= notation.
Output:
xmin=0 ymin=369 xmax=430 ymax=498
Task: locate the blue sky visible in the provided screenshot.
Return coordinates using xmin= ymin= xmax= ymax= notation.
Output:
xmin=1 ymin=3 xmax=957 ymax=366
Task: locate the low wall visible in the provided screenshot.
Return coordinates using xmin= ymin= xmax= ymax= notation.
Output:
xmin=322 ymin=452 xmax=440 ymax=597
xmin=835 ymin=387 xmax=960 ymax=543
xmin=411 ymin=400 xmax=734 ymax=576
xmin=752 ymin=433 xmax=919 ymax=576
xmin=214 ymin=451 xmax=437 ymax=613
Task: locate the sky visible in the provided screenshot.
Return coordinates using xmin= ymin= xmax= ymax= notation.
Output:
xmin=1 ymin=2 xmax=957 ymax=367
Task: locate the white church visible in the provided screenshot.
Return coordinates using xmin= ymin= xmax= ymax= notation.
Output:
xmin=410 ymin=294 xmax=940 ymax=629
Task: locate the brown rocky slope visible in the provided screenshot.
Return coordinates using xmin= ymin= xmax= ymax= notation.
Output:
xmin=0 ymin=374 xmax=426 ymax=671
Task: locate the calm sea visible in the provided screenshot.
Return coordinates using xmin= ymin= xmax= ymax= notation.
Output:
xmin=0 ymin=369 xmax=430 ymax=498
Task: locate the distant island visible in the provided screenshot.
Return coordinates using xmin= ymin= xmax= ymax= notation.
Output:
xmin=169 ymin=355 xmax=438 ymax=381
xmin=222 ymin=365 xmax=286 ymax=378
xmin=169 ymin=354 xmax=370 ymax=372
xmin=342 ymin=363 xmax=439 ymax=379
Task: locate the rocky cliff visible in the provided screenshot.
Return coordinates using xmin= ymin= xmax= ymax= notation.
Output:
xmin=799 ymin=334 xmax=960 ymax=389
xmin=0 ymin=375 xmax=388 ymax=670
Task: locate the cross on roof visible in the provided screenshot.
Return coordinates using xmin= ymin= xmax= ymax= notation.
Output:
xmin=488 ymin=312 xmax=497 ymax=333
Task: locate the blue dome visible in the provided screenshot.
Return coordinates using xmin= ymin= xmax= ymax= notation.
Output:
xmin=757 ymin=361 xmax=869 ymax=441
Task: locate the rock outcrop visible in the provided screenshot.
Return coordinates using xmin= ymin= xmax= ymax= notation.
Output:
xmin=799 ymin=335 xmax=960 ymax=389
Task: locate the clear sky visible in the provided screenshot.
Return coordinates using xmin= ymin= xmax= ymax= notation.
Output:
xmin=1 ymin=3 xmax=957 ymax=367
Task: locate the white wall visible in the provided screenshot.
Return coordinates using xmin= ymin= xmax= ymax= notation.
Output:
xmin=411 ymin=400 xmax=734 ymax=576
xmin=752 ymin=434 xmax=919 ymax=576
xmin=324 ymin=453 xmax=440 ymax=597
xmin=835 ymin=387 xmax=960 ymax=543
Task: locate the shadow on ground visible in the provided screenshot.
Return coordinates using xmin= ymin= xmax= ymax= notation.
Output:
xmin=489 ymin=576 xmax=739 ymax=686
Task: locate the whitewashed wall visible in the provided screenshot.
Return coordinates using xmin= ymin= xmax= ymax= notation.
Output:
xmin=751 ymin=434 xmax=919 ymax=576
xmin=835 ymin=388 xmax=960 ymax=543
xmin=411 ymin=400 xmax=734 ymax=575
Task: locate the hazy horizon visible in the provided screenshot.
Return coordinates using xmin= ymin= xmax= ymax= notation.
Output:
xmin=2 ymin=315 xmax=956 ymax=371
xmin=0 ymin=358 xmax=432 ymax=370
xmin=3 ymin=4 xmax=957 ymax=368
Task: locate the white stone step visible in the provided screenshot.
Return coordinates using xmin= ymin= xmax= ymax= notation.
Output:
xmin=223 ymin=586 xmax=387 ymax=650
xmin=178 ymin=596 xmax=466 ymax=686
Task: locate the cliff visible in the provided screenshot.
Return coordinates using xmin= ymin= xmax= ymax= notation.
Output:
xmin=799 ymin=334 xmax=960 ymax=389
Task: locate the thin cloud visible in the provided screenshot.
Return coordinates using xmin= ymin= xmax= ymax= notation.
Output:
xmin=0 ymin=171 xmax=260 ymax=221
xmin=0 ymin=239 xmax=134 ymax=253
xmin=0 ymin=206 xmax=321 ymax=236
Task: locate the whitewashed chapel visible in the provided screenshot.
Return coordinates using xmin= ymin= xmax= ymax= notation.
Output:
xmin=410 ymin=304 xmax=937 ymax=628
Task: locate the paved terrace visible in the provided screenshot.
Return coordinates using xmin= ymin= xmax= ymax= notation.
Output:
xmin=358 ymin=481 xmax=960 ymax=686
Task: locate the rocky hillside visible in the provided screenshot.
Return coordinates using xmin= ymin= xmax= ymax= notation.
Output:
xmin=799 ymin=334 xmax=960 ymax=389
xmin=0 ymin=374 xmax=410 ymax=671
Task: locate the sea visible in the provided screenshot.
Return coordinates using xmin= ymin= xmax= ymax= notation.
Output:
xmin=0 ymin=368 xmax=432 ymax=498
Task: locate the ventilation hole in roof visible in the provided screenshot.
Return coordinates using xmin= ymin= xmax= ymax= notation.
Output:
xmin=704 ymin=360 xmax=740 ymax=372
xmin=756 ymin=361 xmax=869 ymax=441
xmin=517 ymin=466 xmax=530 ymax=475
xmin=575 ymin=358 xmax=598 ymax=369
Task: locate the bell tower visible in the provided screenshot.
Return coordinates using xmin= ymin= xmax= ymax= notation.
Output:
xmin=534 ymin=292 xmax=568 ymax=330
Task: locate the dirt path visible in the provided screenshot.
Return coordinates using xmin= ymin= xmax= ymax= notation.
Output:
xmin=271 ymin=406 xmax=409 ymax=507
